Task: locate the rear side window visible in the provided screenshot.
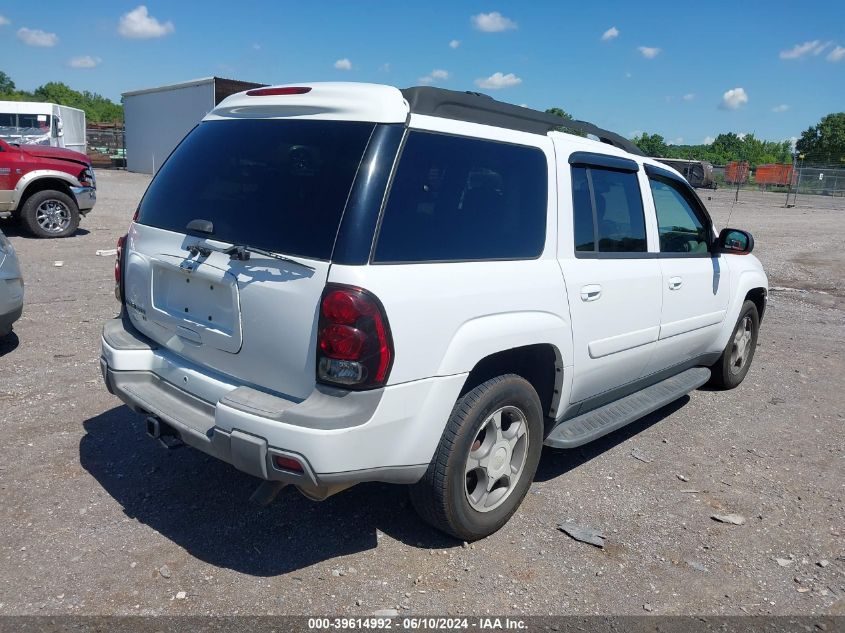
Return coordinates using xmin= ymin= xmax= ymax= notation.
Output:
xmin=137 ymin=119 xmax=375 ymax=260
xmin=373 ymin=131 xmax=548 ymax=262
xmin=570 ymin=164 xmax=647 ymax=254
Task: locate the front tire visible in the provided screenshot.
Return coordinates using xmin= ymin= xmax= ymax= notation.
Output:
xmin=20 ymin=190 xmax=80 ymax=238
xmin=709 ymin=300 xmax=759 ymax=389
xmin=409 ymin=375 xmax=543 ymax=541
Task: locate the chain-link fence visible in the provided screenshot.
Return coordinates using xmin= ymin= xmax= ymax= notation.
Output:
xmin=709 ymin=164 xmax=845 ymax=209
xmin=86 ymin=124 xmax=126 ymax=170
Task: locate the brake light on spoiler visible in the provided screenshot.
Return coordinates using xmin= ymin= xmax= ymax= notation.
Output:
xmin=246 ymin=87 xmax=312 ymax=97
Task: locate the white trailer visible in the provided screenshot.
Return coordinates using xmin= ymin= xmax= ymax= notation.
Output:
xmin=0 ymin=101 xmax=87 ymax=153
xmin=122 ymin=77 xmax=265 ymax=174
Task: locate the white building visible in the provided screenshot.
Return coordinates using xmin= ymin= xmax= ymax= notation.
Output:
xmin=122 ymin=77 xmax=264 ymax=174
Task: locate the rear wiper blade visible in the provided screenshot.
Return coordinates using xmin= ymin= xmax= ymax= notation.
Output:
xmin=223 ymin=244 xmax=315 ymax=271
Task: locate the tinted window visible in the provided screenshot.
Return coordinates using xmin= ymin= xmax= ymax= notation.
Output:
xmin=571 ymin=166 xmax=595 ymax=252
xmin=137 ymin=119 xmax=375 ymax=260
xmin=650 ymin=178 xmax=709 ymax=253
xmin=374 ymin=132 xmax=547 ymax=262
xmin=570 ymin=164 xmax=646 ymax=254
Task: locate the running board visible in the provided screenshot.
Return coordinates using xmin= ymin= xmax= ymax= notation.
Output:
xmin=544 ymin=367 xmax=711 ymax=449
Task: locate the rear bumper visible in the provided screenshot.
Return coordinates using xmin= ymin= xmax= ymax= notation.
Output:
xmin=71 ymin=186 xmax=96 ymax=213
xmin=99 ymin=315 xmax=465 ymax=487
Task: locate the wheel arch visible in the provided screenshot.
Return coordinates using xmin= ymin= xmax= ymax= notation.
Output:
xmin=458 ymin=344 xmax=564 ymax=433
xmin=12 ymin=171 xmax=79 ymax=213
xmin=435 ymin=311 xmax=571 ymax=427
xmin=716 ymin=267 xmax=768 ymax=350
xmin=745 ymin=286 xmax=767 ymax=322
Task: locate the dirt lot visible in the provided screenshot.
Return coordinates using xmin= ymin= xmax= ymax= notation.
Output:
xmin=0 ymin=172 xmax=842 ymax=616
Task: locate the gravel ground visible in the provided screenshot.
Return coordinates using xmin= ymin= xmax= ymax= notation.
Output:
xmin=0 ymin=172 xmax=842 ymax=616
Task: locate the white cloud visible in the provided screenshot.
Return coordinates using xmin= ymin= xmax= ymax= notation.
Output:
xmin=703 ymin=136 xmax=715 ymax=145
xmin=379 ymin=63 xmax=391 ymax=72
xmin=252 ymin=43 xmax=261 ymax=51
xmin=0 ymin=15 xmax=10 ymax=26
xmin=788 ymin=136 xmax=798 ymax=151
xmin=682 ymin=93 xmax=695 ymax=101
xmin=419 ymin=69 xmax=450 ymax=84
xmin=68 ymin=55 xmax=102 ymax=68
xmin=471 ymin=12 xmax=517 ymax=33
xmin=719 ymin=87 xmax=748 ymax=110
xmin=334 ymin=58 xmax=352 ymax=70
xmin=668 ymin=137 xmax=684 ymax=145
xmin=827 ymin=46 xmax=845 ymax=62
xmin=474 ymin=72 xmax=522 ymax=89
xmin=17 ymin=27 xmax=58 ymax=47
xmin=779 ymin=40 xmax=830 ymax=59
xmin=737 ymin=132 xmax=748 ymax=140
xmin=771 ymin=104 xmax=790 ymax=113
xmin=118 ymin=5 xmax=174 ymax=39
xmin=601 ymin=27 xmax=619 ymax=42
xmin=637 ymin=46 xmax=661 ymax=59
xmin=449 ymin=39 xmax=461 ymax=49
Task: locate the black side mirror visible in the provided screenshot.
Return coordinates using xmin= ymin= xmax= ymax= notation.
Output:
xmin=717 ymin=228 xmax=754 ymax=255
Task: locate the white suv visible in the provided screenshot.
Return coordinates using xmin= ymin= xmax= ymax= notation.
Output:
xmin=100 ymin=83 xmax=767 ymax=540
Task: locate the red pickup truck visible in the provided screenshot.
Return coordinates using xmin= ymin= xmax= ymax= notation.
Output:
xmin=0 ymin=139 xmax=96 ymax=238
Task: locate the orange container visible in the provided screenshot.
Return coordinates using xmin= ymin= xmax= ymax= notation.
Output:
xmin=755 ymin=164 xmax=795 ymax=186
xmin=725 ymin=161 xmax=750 ymax=184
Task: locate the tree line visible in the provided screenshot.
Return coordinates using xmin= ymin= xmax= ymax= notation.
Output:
xmin=631 ymin=132 xmax=793 ymax=167
xmin=0 ymin=70 xmax=123 ymax=124
xmin=546 ymin=107 xmax=845 ymax=168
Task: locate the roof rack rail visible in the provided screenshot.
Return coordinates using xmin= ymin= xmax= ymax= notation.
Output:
xmin=401 ymin=86 xmax=644 ymax=156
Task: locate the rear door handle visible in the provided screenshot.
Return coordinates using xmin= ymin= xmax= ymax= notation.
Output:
xmin=668 ymin=276 xmax=683 ymax=290
xmin=580 ymin=284 xmax=602 ymax=302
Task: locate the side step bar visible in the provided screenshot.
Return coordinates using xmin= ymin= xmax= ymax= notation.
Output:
xmin=544 ymin=367 xmax=711 ymax=449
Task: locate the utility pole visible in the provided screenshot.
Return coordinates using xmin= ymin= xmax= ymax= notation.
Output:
xmin=785 ymin=152 xmax=797 ymax=207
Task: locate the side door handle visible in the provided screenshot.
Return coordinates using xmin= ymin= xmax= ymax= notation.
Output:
xmin=580 ymin=284 xmax=602 ymax=302
xmin=668 ymin=276 xmax=683 ymax=290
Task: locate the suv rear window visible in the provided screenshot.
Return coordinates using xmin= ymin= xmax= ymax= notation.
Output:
xmin=373 ymin=131 xmax=547 ymax=262
xmin=571 ymin=165 xmax=647 ymax=254
xmin=136 ymin=119 xmax=375 ymax=260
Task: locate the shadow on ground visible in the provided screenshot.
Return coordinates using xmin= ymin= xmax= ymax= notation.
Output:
xmin=79 ymin=406 xmax=456 ymax=576
xmin=80 ymin=396 xmax=691 ymax=576
xmin=0 ymin=218 xmax=90 ymax=239
xmin=0 ymin=331 xmax=20 ymax=357
xmin=536 ymin=395 xmax=689 ymax=482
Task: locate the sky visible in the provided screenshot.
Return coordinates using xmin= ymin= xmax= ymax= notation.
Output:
xmin=0 ymin=1 xmax=843 ymax=146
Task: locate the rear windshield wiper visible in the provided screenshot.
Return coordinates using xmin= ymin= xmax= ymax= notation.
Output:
xmin=223 ymin=244 xmax=315 ymax=271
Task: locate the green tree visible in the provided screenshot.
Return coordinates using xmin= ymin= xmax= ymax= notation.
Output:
xmin=796 ymin=112 xmax=845 ymax=165
xmin=0 ymin=70 xmax=16 ymax=94
xmin=544 ymin=107 xmax=586 ymax=136
xmin=632 ymin=133 xmax=668 ymax=157
xmin=545 ymin=107 xmax=573 ymax=122
xmin=0 ymin=71 xmax=124 ymax=123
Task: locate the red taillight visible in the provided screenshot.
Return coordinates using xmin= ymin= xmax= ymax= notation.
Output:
xmin=273 ymin=455 xmax=304 ymax=473
xmin=114 ymin=234 xmax=126 ymax=301
xmin=246 ymin=86 xmax=312 ymax=97
xmin=319 ymin=324 xmax=365 ymax=360
xmin=317 ymin=284 xmax=393 ymax=389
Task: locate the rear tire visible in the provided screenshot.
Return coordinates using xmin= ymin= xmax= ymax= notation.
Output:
xmin=20 ymin=190 xmax=80 ymax=239
xmin=709 ymin=300 xmax=759 ymax=389
xmin=409 ymin=374 xmax=543 ymax=541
